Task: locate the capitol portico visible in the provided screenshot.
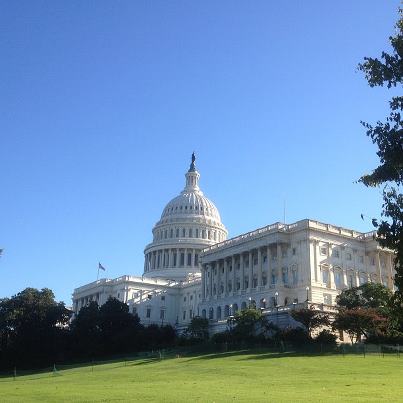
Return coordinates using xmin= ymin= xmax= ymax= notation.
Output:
xmin=72 ymin=154 xmax=396 ymax=333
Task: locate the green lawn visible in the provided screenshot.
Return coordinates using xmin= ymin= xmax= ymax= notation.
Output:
xmin=1 ymin=351 xmax=402 ymax=402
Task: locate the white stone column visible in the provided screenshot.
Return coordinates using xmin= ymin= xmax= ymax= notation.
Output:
xmin=329 ymin=266 xmax=335 ymax=289
xmin=217 ymin=259 xmax=221 ymax=296
xmin=176 ymin=248 xmax=180 ymax=267
xmin=314 ymin=240 xmax=320 ymax=282
xmin=266 ymin=245 xmax=271 ymax=288
xmin=257 ymin=248 xmax=262 ymax=288
xmin=343 ymin=269 xmax=348 ymax=289
xmin=355 ymin=270 xmax=360 ymax=287
xmin=184 ymin=249 xmax=188 ymax=268
xmin=169 ymin=249 xmax=174 ymax=268
xmin=192 ymin=249 xmax=196 ymax=267
xmin=209 ymin=263 xmax=213 ymax=296
xmin=232 ymin=255 xmax=236 ymax=294
xmin=224 ymin=259 xmax=228 ymax=295
xmin=201 ymin=264 xmax=206 ymax=299
xmin=248 ymin=251 xmax=253 ymax=291
xmin=376 ymin=251 xmax=382 ymax=283
xmin=240 ymin=253 xmax=245 ymax=290
xmin=277 ymin=243 xmax=283 ymax=286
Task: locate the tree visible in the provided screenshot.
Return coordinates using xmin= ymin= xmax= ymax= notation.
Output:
xmin=336 ymin=283 xmax=393 ymax=312
xmin=358 ymin=9 xmax=403 ymax=296
xmin=232 ymin=308 xmax=263 ymax=341
xmin=98 ymin=297 xmax=142 ymax=354
xmin=336 ymin=283 xmax=402 ymax=340
xmin=185 ymin=316 xmax=209 ymax=341
xmin=332 ymin=308 xmax=388 ymax=343
xmin=0 ymin=288 xmax=71 ymax=368
xmin=70 ymin=301 xmax=101 ymax=357
xmin=290 ymin=308 xmax=330 ymax=338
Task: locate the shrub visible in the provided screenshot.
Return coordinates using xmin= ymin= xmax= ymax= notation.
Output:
xmin=315 ymin=330 xmax=337 ymax=347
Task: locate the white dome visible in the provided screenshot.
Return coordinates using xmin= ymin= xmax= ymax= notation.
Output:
xmin=161 ymin=191 xmax=222 ymax=224
xmin=143 ymin=154 xmax=227 ymax=280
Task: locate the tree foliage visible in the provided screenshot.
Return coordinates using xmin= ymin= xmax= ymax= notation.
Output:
xmin=185 ymin=316 xmax=209 ymax=341
xmin=290 ymin=308 xmax=330 ymax=338
xmin=358 ymin=8 xmax=403 ymax=296
xmin=336 ymin=283 xmax=393 ymax=312
xmin=0 ymin=288 xmax=71 ymax=367
xmin=332 ymin=308 xmax=388 ymax=343
xmin=232 ymin=308 xmax=263 ymax=341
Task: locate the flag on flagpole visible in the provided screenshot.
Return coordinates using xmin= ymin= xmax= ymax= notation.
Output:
xmin=98 ymin=262 xmax=106 ymax=271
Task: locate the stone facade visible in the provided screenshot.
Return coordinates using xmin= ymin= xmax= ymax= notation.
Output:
xmin=72 ymin=156 xmax=396 ymax=331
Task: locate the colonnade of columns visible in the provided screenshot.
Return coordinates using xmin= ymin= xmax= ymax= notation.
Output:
xmin=201 ymin=243 xmax=290 ymax=300
xmin=144 ymin=248 xmax=201 ymax=272
xmin=311 ymin=239 xmax=395 ymax=291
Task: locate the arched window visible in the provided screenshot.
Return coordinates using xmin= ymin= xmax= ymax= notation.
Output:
xmin=202 ymin=309 xmax=206 ymax=319
xmin=216 ymin=306 xmax=222 ymax=320
xmin=232 ymin=303 xmax=238 ymax=313
xmin=209 ymin=307 xmax=214 ymax=320
xmin=224 ymin=305 xmax=230 ymax=318
xmin=241 ymin=301 xmax=247 ymax=310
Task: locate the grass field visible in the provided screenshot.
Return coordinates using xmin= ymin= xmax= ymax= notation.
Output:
xmin=1 ymin=351 xmax=402 ymax=402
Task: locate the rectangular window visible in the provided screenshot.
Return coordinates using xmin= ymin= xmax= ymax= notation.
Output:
xmin=180 ymin=253 xmax=185 ymax=266
xmin=195 ymin=229 xmax=199 ymax=238
xmin=320 ymin=247 xmax=327 ymax=256
xmin=292 ymin=248 xmax=296 ymax=256
xmin=146 ymin=308 xmax=151 ymax=318
xmin=194 ymin=254 xmax=199 ymax=265
xmin=176 ymin=228 xmax=179 ymax=237
xmin=187 ymin=253 xmax=192 ymax=266
xmin=183 ymin=311 xmax=186 ymax=320
xmin=189 ymin=309 xmax=193 ymax=318
xmin=189 ymin=228 xmax=193 ymax=238
xmin=323 ymin=294 xmax=332 ymax=305
xmin=322 ymin=270 xmax=329 ymax=284
xmin=333 ymin=249 xmax=340 ymax=258
xmin=346 ymin=253 xmax=352 ymax=261
xmin=161 ymin=295 xmax=165 ymax=301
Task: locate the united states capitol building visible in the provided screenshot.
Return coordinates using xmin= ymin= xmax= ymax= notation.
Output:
xmin=72 ymin=155 xmax=396 ymax=331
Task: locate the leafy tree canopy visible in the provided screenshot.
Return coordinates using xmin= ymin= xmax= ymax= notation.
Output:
xmin=290 ymin=308 xmax=330 ymax=338
xmin=336 ymin=283 xmax=393 ymax=312
xmin=358 ymin=8 xmax=403 ymax=296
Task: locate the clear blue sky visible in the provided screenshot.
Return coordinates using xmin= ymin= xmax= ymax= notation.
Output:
xmin=1 ymin=1 xmax=400 ymax=304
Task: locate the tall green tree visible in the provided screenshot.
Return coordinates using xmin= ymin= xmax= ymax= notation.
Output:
xmin=358 ymin=9 xmax=403 ymax=296
xmin=0 ymin=288 xmax=71 ymax=368
xmin=290 ymin=308 xmax=330 ymax=338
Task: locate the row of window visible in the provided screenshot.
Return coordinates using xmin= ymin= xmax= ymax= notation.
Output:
xmin=205 ymin=271 xmax=299 ymax=296
xmin=165 ymin=204 xmax=213 ymax=215
xmin=202 ymin=297 xmax=299 ymax=321
xmin=153 ymin=227 xmax=224 ymax=242
xmin=321 ymin=269 xmax=389 ymax=289
xmin=145 ymin=251 xmax=200 ymax=270
xmin=319 ymin=247 xmax=389 ymax=267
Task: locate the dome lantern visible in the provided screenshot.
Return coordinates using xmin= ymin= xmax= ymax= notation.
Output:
xmin=184 ymin=152 xmax=200 ymax=193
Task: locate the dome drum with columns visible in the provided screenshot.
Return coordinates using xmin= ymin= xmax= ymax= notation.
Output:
xmin=143 ymin=154 xmax=228 ymax=280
